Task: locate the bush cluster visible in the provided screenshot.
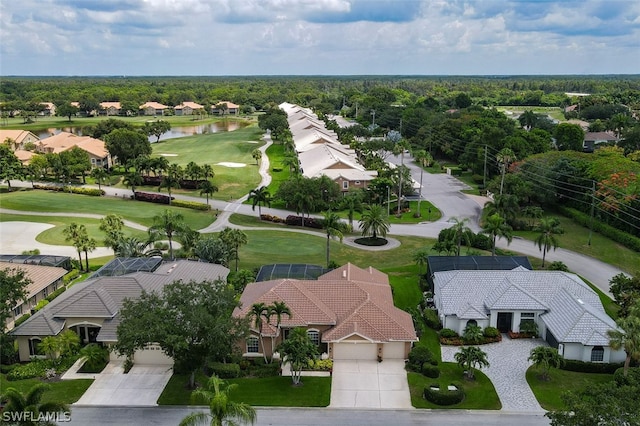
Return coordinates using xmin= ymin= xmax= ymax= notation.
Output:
xmin=14 ymin=313 xmax=31 ymax=327
xmin=33 ymin=184 xmax=104 ymax=196
xmin=285 ymin=215 xmax=324 ymax=229
xmin=614 ymin=367 xmax=640 ymax=387
xmin=134 ymin=191 xmax=172 ymax=204
xmin=171 ymin=199 xmax=210 ymax=210
xmin=306 ymin=359 xmax=333 ymax=371
xmin=407 ymin=346 xmax=436 ymax=372
xmin=260 ymin=214 xmax=285 ymax=223
xmin=179 ymin=179 xmax=209 ymax=190
xmin=422 ymin=308 xmax=441 ymax=330
xmin=482 ymin=327 xmax=500 ymax=338
xmin=206 ymin=362 xmax=241 ymax=378
xmin=559 ymin=206 xmax=640 ymax=252
xmin=6 ymin=356 xmax=78 ymax=381
xmin=560 ymin=359 xmax=624 ymax=374
xmin=46 ymin=286 xmax=67 ymax=302
xmin=439 ymin=328 xmax=458 ymax=338
xmin=423 ymin=384 xmax=465 ymax=406
xmin=421 ymin=363 xmax=440 ymax=378
xmin=63 ymin=269 xmax=80 ymax=284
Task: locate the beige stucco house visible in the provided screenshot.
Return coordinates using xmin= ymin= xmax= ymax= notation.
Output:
xmin=139 ymin=101 xmax=169 ymax=116
xmin=36 ymin=131 xmax=112 ymax=169
xmin=174 ymin=101 xmax=204 ymax=116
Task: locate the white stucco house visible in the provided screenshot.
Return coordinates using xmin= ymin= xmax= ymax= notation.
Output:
xmin=433 ymin=268 xmax=626 ymax=363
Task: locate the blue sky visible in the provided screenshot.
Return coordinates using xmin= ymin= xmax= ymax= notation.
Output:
xmin=1 ymin=0 xmax=639 ymax=76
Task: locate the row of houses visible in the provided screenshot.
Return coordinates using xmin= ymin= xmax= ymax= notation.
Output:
xmin=1 ymin=129 xmax=112 ymax=169
xmin=279 ymin=102 xmax=377 ymax=193
xmin=33 ymin=101 xmax=239 ymax=117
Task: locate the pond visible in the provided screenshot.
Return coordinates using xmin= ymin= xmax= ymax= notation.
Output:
xmin=34 ymin=120 xmax=248 ymax=141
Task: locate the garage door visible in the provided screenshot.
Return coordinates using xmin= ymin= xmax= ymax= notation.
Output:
xmin=332 ymin=343 xmax=377 ymax=360
xmin=134 ymin=344 xmax=173 ymax=365
xmin=383 ymin=342 xmax=406 ymax=359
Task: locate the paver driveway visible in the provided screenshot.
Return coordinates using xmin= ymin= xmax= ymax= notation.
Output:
xmin=329 ymin=360 xmax=412 ymax=409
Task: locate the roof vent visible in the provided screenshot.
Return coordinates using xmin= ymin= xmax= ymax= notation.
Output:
xmin=166 ymin=263 xmax=178 ymax=274
xmin=577 ymin=298 xmax=584 ymax=304
xmin=342 ymin=270 xmax=347 ymax=278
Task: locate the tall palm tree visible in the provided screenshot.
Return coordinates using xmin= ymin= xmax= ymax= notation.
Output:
xmin=449 ymin=217 xmax=472 ymax=257
xmin=123 ymin=170 xmax=142 ymax=193
xmin=158 ymin=169 xmax=181 ymax=205
xmin=281 ymin=153 xmax=299 ymax=177
xmin=179 ymin=375 xmax=256 ymax=426
xmin=219 ymin=228 xmax=248 ymax=272
xmin=454 ymin=346 xmax=490 ymax=380
xmin=534 ymin=217 xmax=563 ymax=267
xmin=248 ymin=186 xmax=271 ymax=217
xmin=518 ymin=110 xmax=537 ymax=131
xmin=251 ymin=148 xmax=262 ymax=165
xmin=483 ymin=194 xmax=519 ymax=225
xmin=2 ymin=383 xmax=70 ymax=426
xmin=62 ymin=222 xmax=87 ymax=269
xmin=148 ymin=210 xmax=186 ymax=260
xmin=269 ymin=301 xmax=292 ymax=362
xmin=481 ymin=213 xmax=513 ymax=256
xmin=413 ymin=248 xmax=430 ymax=276
xmin=359 ymin=204 xmax=390 ymax=240
xmin=249 ymin=303 xmax=271 ymax=363
xmin=413 ymin=149 xmax=433 ymax=217
xmin=185 ymin=161 xmax=202 ymax=181
xmin=340 ymin=192 xmax=363 ymax=229
xmin=496 ymin=148 xmax=516 ymax=196
xmin=199 ymin=180 xmax=219 ymax=205
xmin=322 ymin=211 xmax=345 ymax=269
xmin=607 ymin=304 xmax=640 ymax=377
xmin=90 ymin=167 xmax=109 ymax=190
xmin=293 ymin=191 xmax=315 ymax=226
xmin=201 ymin=163 xmax=215 ymax=181
xmin=79 ymin=234 xmax=97 ymax=272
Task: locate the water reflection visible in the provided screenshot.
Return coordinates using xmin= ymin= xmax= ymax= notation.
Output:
xmin=35 ymin=120 xmax=247 ymax=141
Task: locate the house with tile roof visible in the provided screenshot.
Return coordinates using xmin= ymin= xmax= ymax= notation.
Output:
xmin=36 ymin=131 xmax=112 ymax=169
xmin=2 ymin=262 xmax=68 ymax=331
xmin=433 ymin=269 xmax=625 ymax=363
xmin=233 ymin=263 xmax=417 ymax=361
xmin=175 ymin=101 xmax=204 ymax=116
xmin=0 ymin=130 xmax=40 ymax=150
xmin=99 ymin=102 xmax=122 ymax=116
xmin=139 ymin=101 xmax=169 ymax=116
xmin=11 ymin=260 xmax=229 ymax=364
xmin=583 ymin=131 xmax=619 ymax=153
xmin=212 ymin=101 xmax=240 ymax=115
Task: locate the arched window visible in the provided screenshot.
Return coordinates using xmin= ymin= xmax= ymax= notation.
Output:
xmin=28 ymin=337 xmax=42 ymax=356
xmin=307 ymin=329 xmax=320 ymax=346
xmin=466 ymin=320 xmax=478 ymax=328
xmin=246 ymin=336 xmax=259 ymax=353
xmin=591 ymin=346 xmax=604 ymax=362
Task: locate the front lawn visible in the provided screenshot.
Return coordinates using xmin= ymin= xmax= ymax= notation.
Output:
xmin=382 ymin=265 xmax=423 ymax=311
xmin=408 ymin=364 xmax=501 ymax=410
xmin=525 ymin=366 xmax=614 ymax=411
xmin=158 ymin=373 xmax=330 ymax=407
xmin=0 ymin=374 xmax=93 ymax=404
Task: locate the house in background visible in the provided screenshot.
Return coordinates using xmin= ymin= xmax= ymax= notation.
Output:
xmin=36 ymin=131 xmax=112 ymax=169
xmin=583 ymin=131 xmax=619 ymax=153
xmin=39 ymin=102 xmax=56 ymax=116
xmin=433 ymin=268 xmax=625 ymax=363
xmin=139 ymin=101 xmax=169 ymax=116
xmin=11 ymin=260 xmax=229 ymax=364
xmin=99 ymin=102 xmax=122 ymax=116
xmin=234 ymin=263 xmax=417 ymax=361
xmin=1 ymin=262 xmax=68 ymax=331
xmin=174 ymin=101 xmax=204 ymax=116
xmin=0 ymin=129 xmax=40 ymax=150
xmin=212 ymin=101 xmax=239 ymax=115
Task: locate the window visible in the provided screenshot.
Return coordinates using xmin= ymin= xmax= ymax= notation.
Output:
xmin=466 ymin=319 xmax=477 ymax=328
xmin=342 ymin=181 xmax=349 ymax=190
xmin=520 ymin=312 xmax=535 ymax=326
xmin=307 ymin=329 xmax=320 ymax=346
xmin=591 ymin=346 xmax=604 ymax=362
xmin=43 ymin=288 xmax=48 ymax=298
xmin=28 ymin=338 xmax=42 ymax=356
xmin=13 ymin=305 xmax=22 ymax=317
xmin=247 ymin=336 xmax=259 ymax=353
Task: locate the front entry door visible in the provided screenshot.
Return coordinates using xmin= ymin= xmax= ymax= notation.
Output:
xmin=496 ymin=312 xmax=513 ymax=333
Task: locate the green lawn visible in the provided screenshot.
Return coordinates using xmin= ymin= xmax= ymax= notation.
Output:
xmin=158 ymin=373 xmax=330 ymax=407
xmin=415 ymin=326 xmax=442 ymax=363
xmin=0 ymin=190 xmax=216 ymax=230
xmin=581 ymin=276 xmax=620 ymax=319
xmin=264 ymin=143 xmax=290 ymax=205
xmin=0 ymin=374 xmax=93 ymax=405
xmin=408 ymin=364 xmax=501 ymax=410
xmin=228 ymin=213 xmax=284 ymax=228
xmin=526 ymin=366 xmax=614 ymax=411
xmin=382 ymin=265 xmax=424 ymax=311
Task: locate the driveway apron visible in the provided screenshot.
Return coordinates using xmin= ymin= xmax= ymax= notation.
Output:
xmin=330 ymin=360 xmax=412 ymax=409
xmin=441 ymin=337 xmax=545 ymax=412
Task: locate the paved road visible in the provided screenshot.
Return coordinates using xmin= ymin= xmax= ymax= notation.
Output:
xmin=66 ymin=407 xmax=551 ymax=426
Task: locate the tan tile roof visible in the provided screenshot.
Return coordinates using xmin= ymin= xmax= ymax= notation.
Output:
xmin=0 ymin=262 xmax=67 ymax=303
xmin=176 ymin=101 xmax=203 ymax=110
xmin=14 ymin=150 xmax=34 ymax=163
xmin=100 ymin=102 xmax=121 ymax=109
xmin=140 ymin=101 xmax=169 ymax=110
xmin=214 ymin=101 xmax=239 ymax=109
xmin=0 ymin=130 xmax=40 ymax=146
xmin=234 ymin=263 xmax=417 ymax=343
xmin=38 ymin=131 xmax=108 ymax=158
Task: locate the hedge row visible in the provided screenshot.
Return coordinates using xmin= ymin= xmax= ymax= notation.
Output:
xmin=134 ymin=191 xmax=172 ymax=204
xmin=33 ymin=184 xmax=104 ymax=196
xmin=14 ymin=313 xmax=31 ymax=327
xmin=141 ymin=176 xmax=209 ymax=190
xmin=63 ymin=269 xmax=80 ymax=284
xmin=206 ymin=362 xmax=241 ymax=378
xmin=423 ymin=384 xmax=465 ymax=406
xmin=260 ymin=214 xmax=285 ymax=223
xmin=171 ymin=199 xmax=211 ymax=210
xmin=560 ymin=359 xmax=624 ymax=374
xmin=45 ymin=286 xmax=67 ymax=302
xmin=558 ymin=206 xmax=640 ymax=252
xmin=285 ymin=215 xmax=324 ymax=229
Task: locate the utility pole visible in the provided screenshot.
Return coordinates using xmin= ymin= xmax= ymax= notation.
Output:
xmin=355 ymin=102 xmax=358 ymax=119
xmin=483 ymin=145 xmax=488 ymax=190
xmin=588 ymin=180 xmax=596 ymax=246
xmin=371 ymin=110 xmax=376 ymax=128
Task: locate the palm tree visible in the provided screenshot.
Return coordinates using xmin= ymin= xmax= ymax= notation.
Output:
xmin=251 ymin=148 xmax=262 ymax=165
xmin=123 ymin=170 xmax=142 ymax=193
xmin=185 ymin=161 xmax=202 ymax=181
xmin=496 ymin=148 xmax=516 ymax=196
xmin=413 ymin=248 xmax=430 ymax=276
xmin=481 ymin=213 xmax=513 ymax=256
xmin=340 ymin=192 xmax=363 ymax=229
xmin=454 ymin=346 xmax=490 ymax=380
xmin=269 ymin=301 xmax=292 ymax=362
xmin=293 ymin=191 xmax=315 ymax=226
xmin=202 ymin=163 xmax=215 ymax=181
xmin=79 ymin=234 xmax=97 ymax=272
xmin=518 ymin=110 xmax=537 ymax=131
xmin=534 ymin=217 xmax=563 ymax=267
xmin=1 ymin=383 xmax=70 ymax=425
xmin=449 ymin=217 xmax=472 ymax=257
xmin=607 ymin=303 xmax=640 ymax=377
xmin=322 ymin=211 xmax=345 ymax=269
xmin=199 ymin=180 xmax=219 ymax=205
xmin=483 ymin=194 xmax=519 ymax=225
xmin=158 ymin=170 xmax=181 ymax=205
xmin=528 ymin=346 xmax=564 ymax=381
xmin=248 ymin=186 xmax=271 ymax=217
xmin=249 ymin=303 xmax=271 ymax=363
xmin=281 ymin=153 xmax=299 ymax=177
xmin=115 ymin=237 xmax=162 ymax=257
xmin=90 ymin=167 xmax=109 ymax=190
xmin=179 ymin=375 xmax=256 ymax=426
xmin=148 ymin=210 xmax=186 ymax=260
xmin=413 ymin=149 xmax=433 ymax=217
xmin=62 ymin=222 xmax=87 ymax=269
xmin=359 ymin=204 xmax=390 ymax=240
xmin=277 ymin=327 xmax=318 ymax=386
xmin=219 ymin=228 xmax=248 ymax=272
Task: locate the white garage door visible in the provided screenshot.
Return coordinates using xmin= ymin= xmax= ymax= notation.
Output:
xmin=134 ymin=344 xmax=173 ymax=365
xmin=333 ymin=343 xmax=377 ymax=360
xmin=383 ymin=342 xmax=406 ymax=359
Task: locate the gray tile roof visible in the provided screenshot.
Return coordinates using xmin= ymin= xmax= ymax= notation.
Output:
xmin=434 ymin=270 xmax=617 ymax=346
xmin=11 ymin=260 xmax=229 ymax=339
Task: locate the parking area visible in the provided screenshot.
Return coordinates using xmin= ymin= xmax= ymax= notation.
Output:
xmin=329 ymin=359 xmax=412 ymax=409
xmin=73 ymin=362 xmax=172 ymax=406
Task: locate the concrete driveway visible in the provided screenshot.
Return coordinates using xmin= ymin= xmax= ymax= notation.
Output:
xmin=329 ymin=360 xmax=412 ymax=409
xmin=74 ymin=362 xmax=172 ymax=406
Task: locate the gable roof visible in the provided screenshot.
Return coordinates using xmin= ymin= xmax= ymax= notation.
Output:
xmin=175 ymin=101 xmax=203 ymax=110
xmin=37 ymin=132 xmax=109 ymax=158
xmin=234 ymin=263 xmax=416 ymax=343
xmin=0 ymin=262 xmax=67 ymax=304
xmin=140 ymin=101 xmax=168 ymax=110
xmin=298 ymin=143 xmax=365 ymax=178
xmin=0 ymin=130 xmax=40 ymax=146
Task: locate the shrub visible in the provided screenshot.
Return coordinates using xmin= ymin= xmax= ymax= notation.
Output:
xmin=171 ymin=199 xmax=211 ymax=210
xmin=260 ymin=214 xmax=285 ymax=223
xmin=407 ymin=346 xmax=434 ymax=371
xmin=547 ymin=261 xmax=570 ymax=271
xmin=423 ymin=385 xmax=465 ymax=406
xmin=14 ymin=313 xmax=31 ymax=327
xmin=207 ymin=362 xmax=241 ymax=378
xmin=519 ymin=321 xmax=539 ymax=337
xmin=470 ymin=233 xmax=493 ymax=250
xmin=440 ymin=328 xmax=458 ymax=338
xmin=422 ymin=309 xmax=441 ymax=330
xmin=134 ymin=191 xmax=172 ymax=204
xmin=483 ymin=327 xmax=500 ymax=338
xmin=63 ymin=269 xmax=80 ymax=283
xmin=34 ymin=299 xmax=49 ymax=312
xmin=179 ymin=179 xmax=208 ymax=190
xmin=46 ymin=287 xmax=67 ymax=302
xmin=558 ymin=206 xmax=640 ymax=252
xmin=7 ymin=359 xmax=49 ymax=381
xmin=462 ymin=325 xmax=484 ymax=344
xmin=306 ymin=359 xmax=333 ymax=371
xmin=471 ymin=174 xmax=484 ymax=184
xmin=422 ymin=363 xmax=440 ymax=378
xmin=33 ymin=184 xmax=104 ymax=196
xmin=285 ymin=215 xmax=324 ymax=229
xmin=560 ymin=359 xmax=623 ymax=374
xmin=614 ymin=367 xmax=640 ymax=387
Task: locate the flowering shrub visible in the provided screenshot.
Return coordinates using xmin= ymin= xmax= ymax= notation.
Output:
xmin=260 ymin=214 xmax=285 ymax=223
xmin=134 ymin=191 xmax=172 ymax=204
xmin=306 ymin=359 xmax=333 ymax=371
xmin=171 ymin=199 xmax=210 ymax=210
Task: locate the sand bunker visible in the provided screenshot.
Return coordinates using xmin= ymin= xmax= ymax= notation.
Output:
xmin=159 ymin=153 xmax=178 ymax=157
xmin=216 ymin=162 xmax=247 ymax=168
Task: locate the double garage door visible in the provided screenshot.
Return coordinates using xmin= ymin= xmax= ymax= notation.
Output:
xmin=332 ymin=342 xmax=406 ymax=360
xmin=133 ymin=344 xmax=173 ymax=365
